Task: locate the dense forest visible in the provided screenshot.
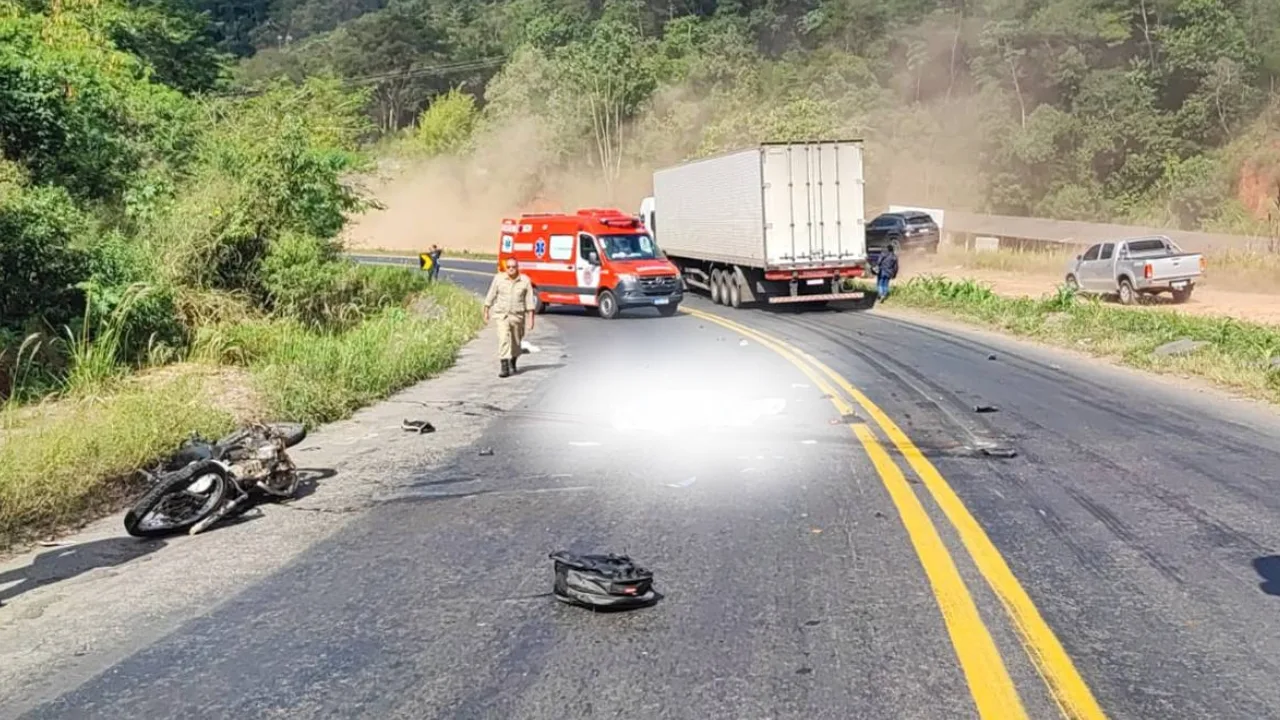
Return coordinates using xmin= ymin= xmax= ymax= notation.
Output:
xmin=228 ymin=0 xmax=1280 ymax=233
xmin=4 ymin=0 xmax=1280 ymax=395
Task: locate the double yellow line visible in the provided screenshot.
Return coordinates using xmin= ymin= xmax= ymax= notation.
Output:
xmin=684 ymin=307 xmax=1107 ymax=720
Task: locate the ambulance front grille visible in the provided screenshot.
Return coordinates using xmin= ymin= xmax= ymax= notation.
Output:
xmin=639 ymin=275 xmax=679 ymax=295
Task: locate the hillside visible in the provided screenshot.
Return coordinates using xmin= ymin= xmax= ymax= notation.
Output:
xmin=225 ymin=0 xmax=1280 ymax=239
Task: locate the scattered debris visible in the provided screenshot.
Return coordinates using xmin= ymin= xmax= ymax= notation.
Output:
xmin=980 ymin=446 xmax=1018 ymax=459
xmin=521 ymin=340 xmax=542 ymax=354
xmin=974 ymin=405 xmax=999 ymax=414
xmin=477 ymin=447 xmax=494 ymax=457
xmin=810 ymin=528 xmax=823 ymax=534
xmin=550 ymin=552 xmax=657 ymax=610
xmin=796 ymin=667 xmax=814 ymax=676
xmin=987 ymin=354 xmax=997 ymax=361
xmin=829 ymin=418 xmax=842 ymax=425
xmin=666 ymin=476 xmax=697 ymax=488
xmin=36 ymin=540 xmax=66 ymax=547
xmin=803 ymin=620 xmax=821 ymax=627
xmin=1153 ymin=338 xmax=1209 ymax=357
xmin=874 ymin=511 xmax=886 ymax=519
xmin=401 ymin=419 xmax=436 ymax=434
xmin=839 ymin=412 xmax=860 ymax=423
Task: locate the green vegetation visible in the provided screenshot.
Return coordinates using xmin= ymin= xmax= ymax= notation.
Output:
xmin=230 ymin=0 xmax=1280 ymax=233
xmin=876 ymin=276 xmax=1280 ymax=402
xmin=0 ymin=0 xmax=484 ymax=548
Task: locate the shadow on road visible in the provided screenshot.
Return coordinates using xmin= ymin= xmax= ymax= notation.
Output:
xmin=1252 ymin=556 xmax=1280 ymax=596
xmin=292 ymin=467 xmax=338 ymax=501
xmin=0 ymin=537 xmax=167 ymax=605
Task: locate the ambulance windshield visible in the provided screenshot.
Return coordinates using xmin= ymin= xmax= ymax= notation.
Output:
xmin=599 ymin=233 xmax=660 ymax=261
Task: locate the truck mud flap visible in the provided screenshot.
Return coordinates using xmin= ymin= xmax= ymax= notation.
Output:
xmin=767 ymin=291 xmax=869 ymax=304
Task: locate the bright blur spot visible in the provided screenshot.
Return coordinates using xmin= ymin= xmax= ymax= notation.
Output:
xmin=611 ymin=394 xmax=787 ymax=435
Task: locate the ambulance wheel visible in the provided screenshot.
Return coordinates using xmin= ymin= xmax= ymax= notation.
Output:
xmin=597 ymin=290 xmax=620 ymax=319
xmin=533 ymin=291 xmax=547 ymax=314
xmin=709 ymin=270 xmax=723 ymax=304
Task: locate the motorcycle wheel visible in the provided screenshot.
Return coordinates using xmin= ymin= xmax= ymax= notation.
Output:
xmin=265 ymin=423 xmax=307 ymax=448
xmin=124 ymin=460 xmax=230 ymax=538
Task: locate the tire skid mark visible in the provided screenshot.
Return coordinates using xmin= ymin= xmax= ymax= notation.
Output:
xmin=1061 ymin=487 xmax=1186 ymax=585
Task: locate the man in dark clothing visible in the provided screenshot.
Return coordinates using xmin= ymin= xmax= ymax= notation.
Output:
xmin=876 ymin=245 xmax=899 ymax=301
xmin=427 ymin=245 xmax=443 ymax=282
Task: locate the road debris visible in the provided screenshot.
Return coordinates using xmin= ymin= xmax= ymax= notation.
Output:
xmin=477 ymin=447 xmax=494 ymax=456
xmin=666 ymin=476 xmax=697 ymax=488
xmin=980 ymin=446 xmax=1018 ymax=459
xmin=739 ymin=339 xmax=749 ymax=346
xmin=987 ymin=354 xmax=997 ymax=361
xmin=974 ymin=405 xmax=999 ymax=413
xmin=521 ymin=340 xmax=542 ymax=354
xmin=550 ymin=551 xmax=657 ymax=610
xmin=401 ymin=419 xmax=436 ymax=434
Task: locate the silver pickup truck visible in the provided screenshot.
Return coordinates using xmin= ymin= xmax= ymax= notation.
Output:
xmin=1064 ymin=235 xmax=1205 ymax=305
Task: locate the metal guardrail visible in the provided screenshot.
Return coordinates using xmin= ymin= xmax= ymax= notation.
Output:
xmin=936 ymin=210 xmax=1279 ymax=254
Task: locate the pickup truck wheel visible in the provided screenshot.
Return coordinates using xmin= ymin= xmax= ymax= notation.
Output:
xmin=597 ymin=290 xmax=620 ymax=319
xmin=1065 ymin=274 xmax=1079 ymax=292
xmin=1118 ymin=278 xmax=1136 ymax=305
xmin=1171 ymin=286 xmax=1194 ymax=304
xmin=709 ymin=269 xmax=723 ymax=304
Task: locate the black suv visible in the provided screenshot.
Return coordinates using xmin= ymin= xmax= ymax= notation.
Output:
xmin=866 ymin=211 xmax=940 ymax=258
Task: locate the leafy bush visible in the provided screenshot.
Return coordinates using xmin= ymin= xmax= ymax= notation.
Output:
xmin=0 ymin=183 xmax=91 ymax=333
xmin=415 ymin=87 xmax=479 ymax=156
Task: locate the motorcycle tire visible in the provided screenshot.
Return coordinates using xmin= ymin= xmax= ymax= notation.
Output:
xmin=266 ymin=422 xmax=306 ymax=448
xmin=124 ymin=460 xmax=230 ymax=538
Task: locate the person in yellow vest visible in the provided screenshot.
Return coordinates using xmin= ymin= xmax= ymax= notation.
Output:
xmin=483 ymin=258 xmax=536 ymax=377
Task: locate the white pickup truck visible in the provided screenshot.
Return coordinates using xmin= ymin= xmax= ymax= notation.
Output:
xmin=1064 ymin=235 xmax=1205 ymax=305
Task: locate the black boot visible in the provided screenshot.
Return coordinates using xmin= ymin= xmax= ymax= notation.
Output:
xmin=510 ymin=354 xmax=519 ymax=374
xmin=499 ymin=359 xmax=510 ymax=378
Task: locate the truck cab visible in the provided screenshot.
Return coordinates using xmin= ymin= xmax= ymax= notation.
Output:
xmin=498 ymin=208 xmax=683 ymax=319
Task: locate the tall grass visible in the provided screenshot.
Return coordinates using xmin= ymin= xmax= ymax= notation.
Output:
xmin=228 ymin=281 xmax=484 ymax=425
xmin=0 ymin=275 xmax=483 ymax=550
xmin=881 ymin=275 xmax=1280 ymax=401
xmin=0 ymin=376 xmax=236 ymax=548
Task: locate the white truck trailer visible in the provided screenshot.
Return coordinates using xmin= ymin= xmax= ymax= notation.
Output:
xmin=639 ymin=140 xmax=870 ymax=307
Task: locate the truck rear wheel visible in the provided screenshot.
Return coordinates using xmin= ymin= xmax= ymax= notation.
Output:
xmin=1171 ymin=286 xmax=1193 ymax=304
xmin=727 ymin=273 xmax=742 ymax=308
xmin=1118 ymin=278 xmax=1136 ymax=305
xmin=709 ymin=269 xmax=724 ymax=304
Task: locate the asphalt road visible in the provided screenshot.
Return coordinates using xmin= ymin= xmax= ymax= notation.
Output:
xmin=17 ymin=257 xmax=1280 ymax=719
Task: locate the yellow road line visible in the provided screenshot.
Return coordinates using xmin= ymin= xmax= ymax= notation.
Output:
xmin=683 ymin=307 xmax=1028 ymax=719
xmin=687 ymin=306 xmax=1107 ymax=720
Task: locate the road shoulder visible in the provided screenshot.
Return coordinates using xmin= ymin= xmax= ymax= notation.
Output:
xmin=0 ymin=318 xmax=566 ymax=717
xmin=873 ymin=305 xmax=1280 ymax=429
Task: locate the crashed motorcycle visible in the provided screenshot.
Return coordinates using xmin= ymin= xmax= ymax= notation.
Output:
xmin=123 ymin=422 xmax=308 ymax=538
